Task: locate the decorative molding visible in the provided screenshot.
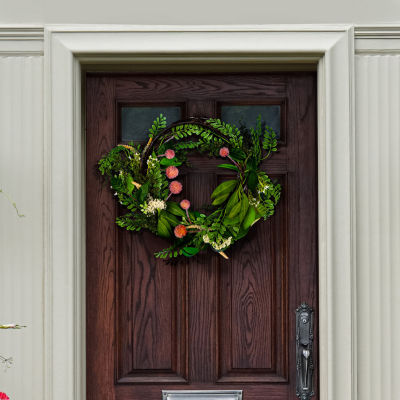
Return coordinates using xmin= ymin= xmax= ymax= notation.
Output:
xmin=355 ymin=26 xmax=400 ymax=54
xmin=0 ymin=26 xmax=44 ymax=54
xmin=355 ymin=26 xmax=400 ymax=38
xmin=44 ymin=25 xmax=356 ymax=400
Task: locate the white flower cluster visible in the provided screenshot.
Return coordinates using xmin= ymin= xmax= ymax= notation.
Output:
xmin=249 ymin=196 xmax=260 ymax=207
xmin=203 ymin=234 xmax=233 ymax=251
xmin=258 ymin=181 xmax=270 ymax=195
xmin=129 ymin=150 xmax=141 ymax=164
xmin=146 ymin=154 xmax=159 ymax=170
xmin=140 ymin=196 xmax=166 ymax=215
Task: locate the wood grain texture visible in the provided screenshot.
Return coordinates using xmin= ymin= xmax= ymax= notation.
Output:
xmin=86 ymin=72 xmax=318 ymax=399
xmin=86 ymin=76 xmax=117 ymax=400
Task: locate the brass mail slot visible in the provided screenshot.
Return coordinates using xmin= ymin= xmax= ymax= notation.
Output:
xmin=162 ymin=390 xmax=243 ymax=400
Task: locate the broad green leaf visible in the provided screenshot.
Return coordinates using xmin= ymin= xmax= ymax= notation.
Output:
xmin=239 ymin=194 xmax=249 ymax=223
xmin=157 ymin=217 xmax=171 ymax=239
xmin=160 ymin=157 xmax=182 ymax=167
xmin=218 ymin=163 xmax=239 ymax=172
xmin=242 ymin=205 xmax=257 ymax=230
xmin=125 ymin=173 xmax=135 ymax=195
xmin=225 ymin=188 xmax=240 ymax=215
xmin=160 ymin=210 xmax=180 ymax=226
xmin=228 ymin=200 xmax=242 ymax=219
xmin=182 ymin=247 xmax=200 ymax=257
xmin=223 ymin=215 xmax=241 ymax=226
xmin=211 ymin=179 xmax=237 ymax=200
xmin=212 ymin=191 xmax=231 ymax=206
xmin=229 ymin=147 xmax=246 ymax=161
xmin=166 ymin=201 xmax=186 ymax=217
xmin=235 ymin=227 xmax=249 ymax=240
xmin=247 ymin=171 xmax=258 ymax=193
xmin=247 ymin=156 xmax=258 ymax=170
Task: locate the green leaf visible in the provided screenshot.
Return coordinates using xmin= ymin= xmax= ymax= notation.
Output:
xmin=247 ymin=156 xmax=258 ymax=170
xmin=212 ymin=191 xmax=231 ymax=206
xmin=125 ymin=173 xmax=135 ymax=195
xmin=229 ymin=147 xmax=246 ymax=161
xmin=247 ymin=170 xmax=258 ymax=193
xmin=211 ymin=179 xmax=237 ymax=199
xmin=225 ymin=188 xmax=240 ymax=215
xmin=160 ymin=157 xmax=182 ymax=167
xmin=161 ymin=210 xmax=180 ymax=226
xmin=110 ymin=176 xmax=125 ymax=192
xmin=166 ymin=201 xmax=186 ymax=217
xmin=157 ymin=217 xmax=171 ymax=239
xmin=182 ymin=247 xmax=200 ymax=257
xmin=223 ymin=215 xmax=241 ymax=226
xmin=239 ymin=195 xmax=249 ymax=223
xmin=137 ymin=181 xmax=150 ymax=203
xmin=228 ymin=200 xmax=242 ymax=219
xmin=218 ymin=163 xmax=239 ymax=172
xmin=242 ymin=205 xmax=257 ymax=230
xmin=235 ymin=227 xmax=249 ymax=240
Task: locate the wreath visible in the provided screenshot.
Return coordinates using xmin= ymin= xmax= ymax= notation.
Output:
xmin=98 ymin=115 xmax=281 ymax=259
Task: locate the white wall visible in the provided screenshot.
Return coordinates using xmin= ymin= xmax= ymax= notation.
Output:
xmin=1 ymin=0 xmax=400 ymax=24
xmin=1 ymin=25 xmax=400 ymax=400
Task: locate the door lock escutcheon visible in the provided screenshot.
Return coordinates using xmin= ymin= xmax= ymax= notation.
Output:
xmin=296 ymin=303 xmax=314 ymax=400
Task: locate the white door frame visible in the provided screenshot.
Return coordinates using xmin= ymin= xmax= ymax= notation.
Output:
xmin=44 ymin=25 xmax=356 ymax=400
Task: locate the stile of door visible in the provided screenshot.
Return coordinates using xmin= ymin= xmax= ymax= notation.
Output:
xmin=86 ymin=72 xmax=318 ymax=400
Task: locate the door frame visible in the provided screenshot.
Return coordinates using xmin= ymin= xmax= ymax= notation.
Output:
xmin=44 ymin=25 xmax=356 ymax=400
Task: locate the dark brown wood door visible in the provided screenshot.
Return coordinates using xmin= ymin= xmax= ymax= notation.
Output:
xmin=86 ymin=72 xmax=318 ymax=400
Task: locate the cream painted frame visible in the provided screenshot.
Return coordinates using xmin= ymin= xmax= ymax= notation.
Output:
xmin=44 ymin=25 xmax=356 ymax=400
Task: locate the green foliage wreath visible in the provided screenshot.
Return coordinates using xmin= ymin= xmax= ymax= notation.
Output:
xmin=98 ymin=115 xmax=281 ymax=259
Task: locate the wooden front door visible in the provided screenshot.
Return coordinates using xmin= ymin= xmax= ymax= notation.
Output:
xmin=86 ymin=72 xmax=318 ymax=400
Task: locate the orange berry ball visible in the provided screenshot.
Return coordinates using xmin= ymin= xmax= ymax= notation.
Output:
xmin=169 ymin=180 xmax=183 ymax=195
xmin=174 ymin=224 xmax=187 ymax=238
xmin=180 ymin=199 xmax=191 ymax=210
xmin=165 ymin=165 xmax=179 ymax=179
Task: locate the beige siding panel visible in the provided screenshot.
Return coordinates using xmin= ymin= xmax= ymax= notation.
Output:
xmin=0 ymin=55 xmax=44 ymax=400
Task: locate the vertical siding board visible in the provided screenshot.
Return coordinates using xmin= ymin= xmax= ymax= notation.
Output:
xmin=0 ymin=55 xmax=44 ymax=400
xmin=356 ymin=53 xmax=400 ymax=400
xmin=389 ymin=55 xmax=400 ymax=400
xmin=355 ymin=54 xmax=371 ymax=400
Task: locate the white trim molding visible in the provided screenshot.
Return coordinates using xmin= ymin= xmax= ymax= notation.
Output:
xmin=355 ymin=25 xmax=400 ymax=54
xmin=44 ymin=25 xmax=356 ymax=400
xmin=0 ymin=26 xmax=44 ymax=55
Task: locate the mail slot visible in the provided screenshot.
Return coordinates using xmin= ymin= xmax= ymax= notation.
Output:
xmin=162 ymin=390 xmax=243 ymax=400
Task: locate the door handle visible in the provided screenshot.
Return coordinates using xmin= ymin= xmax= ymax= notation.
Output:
xmin=296 ymin=303 xmax=314 ymax=399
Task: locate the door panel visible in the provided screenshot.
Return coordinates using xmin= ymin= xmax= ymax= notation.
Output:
xmin=86 ymin=73 xmax=318 ymax=399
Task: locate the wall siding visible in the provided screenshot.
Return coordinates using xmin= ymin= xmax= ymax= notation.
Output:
xmin=0 ymin=55 xmax=44 ymax=399
xmin=355 ymin=54 xmax=400 ymax=400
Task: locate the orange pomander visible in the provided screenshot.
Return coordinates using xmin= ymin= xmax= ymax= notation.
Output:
xmin=219 ymin=147 xmax=230 ymax=157
xmin=165 ymin=165 xmax=179 ymax=179
xmin=174 ymin=224 xmax=187 ymax=238
xmin=169 ymin=180 xmax=183 ymax=194
xmin=164 ymin=149 xmax=175 ymax=159
xmin=180 ymin=199 xmax=191 ymax=210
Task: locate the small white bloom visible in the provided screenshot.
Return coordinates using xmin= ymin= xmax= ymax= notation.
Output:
xmin=203 ymin=234 xmax=210 ymax=243
xmin=141 ymin=196 xmax=166 ymax=215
